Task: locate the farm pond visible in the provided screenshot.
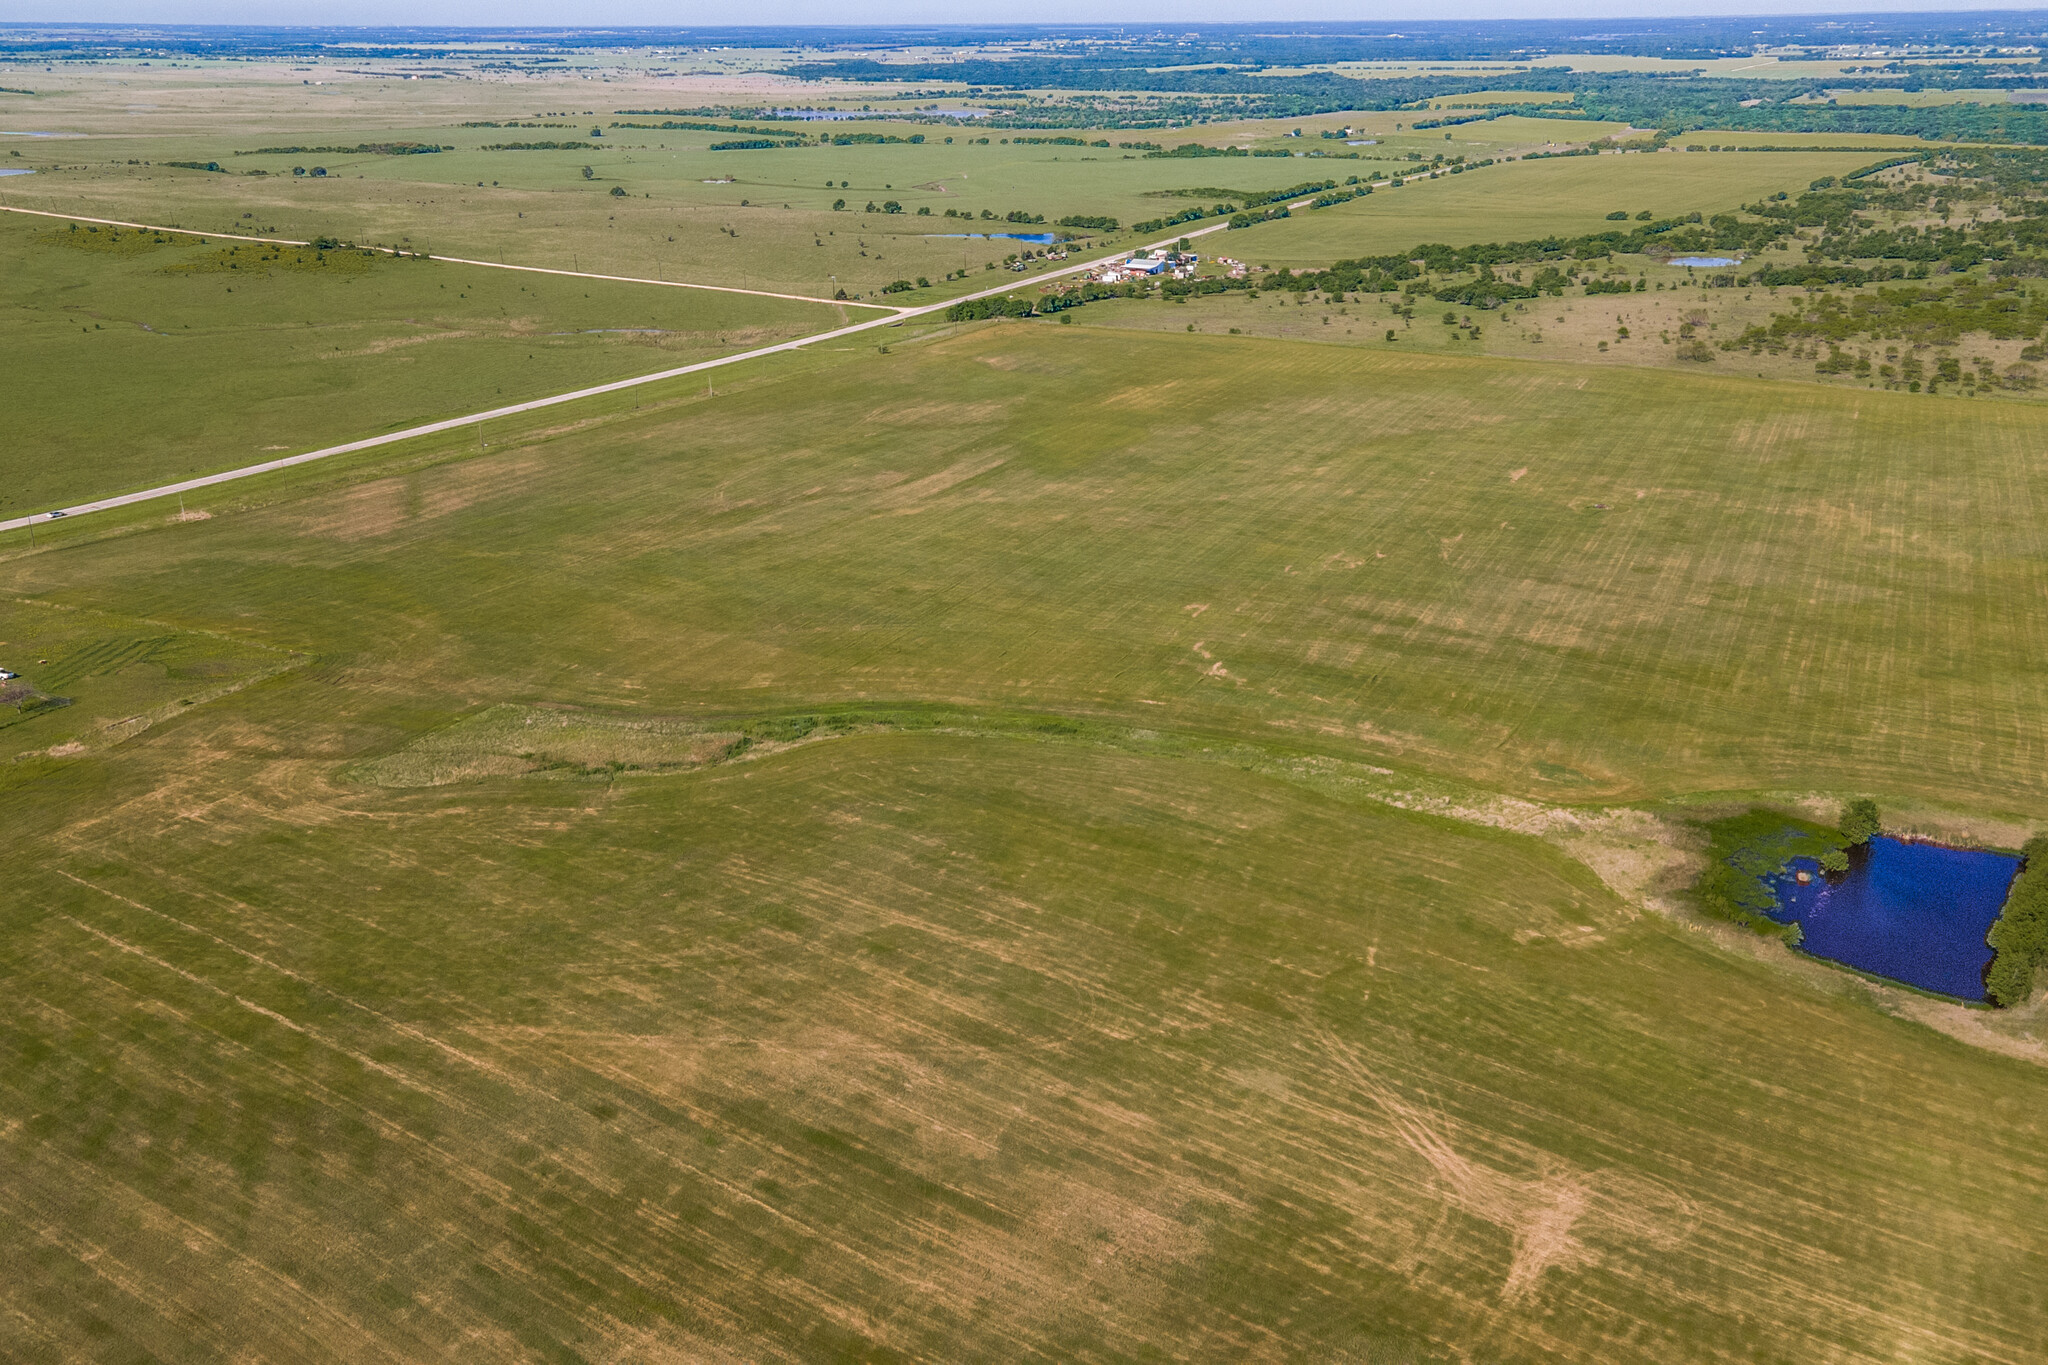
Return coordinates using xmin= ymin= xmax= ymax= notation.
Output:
xmin=1764 ymin=836 xmax=2019 ymax=1000
xmin=925 ymin=232 xmax=1058 ymax=243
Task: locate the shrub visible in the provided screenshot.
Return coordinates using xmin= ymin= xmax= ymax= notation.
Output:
xmin=1986 ymin=835 xmax=2048 ymax=1006
xmin=947 ymin=295 xmax=1036 ymax=321
xmin=609 ymin=185 xmax=626 ymax=197
xmin=1819 ymin=848 xmax=1849 ymax=874
xmin=1840 ymin=798 xmax=1880 ymax=845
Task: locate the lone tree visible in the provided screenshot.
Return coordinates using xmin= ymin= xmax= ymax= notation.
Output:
xmin=581 ymin=165 xmax=594 ymax=180
xmin=1840 ymin=798 xmax=1881 ymax=845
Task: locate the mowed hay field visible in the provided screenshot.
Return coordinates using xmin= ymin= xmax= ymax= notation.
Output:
xmin=3 ymin=68 xmax=1881 ymax=302
xmin=14 ymin=320 xmax=2048 ymax=812
xmin=0 ymin=214 xmax=847 ymax=513
xmin=2 ymin=135 xmax=1284 ymax=299
xmin=6 ymin=323 xmax=2048 ymax=1360
xmin=6 ymin=724 xmax=2048 ymax=1363
xmin=1228 ymin=150 xmax=1893 ymax=265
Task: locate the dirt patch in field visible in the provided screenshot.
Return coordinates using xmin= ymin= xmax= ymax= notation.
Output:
xmin=1318 ymin=1028 xmax=1695 ymax=1306
xmin=342 ymin=328 xmax=483 ymax=357
xmin=861 ymin=399 xmax=1010 ymax=427
xmin=345 ymin=704 xmax=744 ymax=787
xmin=874 ymin=455 xmax=1008 ymax=508
xmin=284 ymin=454 xmax=547 ymax=540
xmin=417 ymin=453 xmax=547 ymax=521
xmin=287 ymin=477 xmax=406 ymax=541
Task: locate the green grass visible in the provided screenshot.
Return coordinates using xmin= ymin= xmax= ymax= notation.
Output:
xmin=4 ymin=134 xmax=1339 ymax=300
xmin=0 ymin=214 xmax=844 ymax=512
xmin=0 ymin=596 xmax=288 ymax=762
xmin=15 ymin=320 xmax=2048 ymax=812
xmin=11 ymin=63 xmax=2048 ymax=1362
xmin=7 ymin=714 xmax=2048 ymax=1361
xmin=1224 ymin=150 xmax=1896 ymax=265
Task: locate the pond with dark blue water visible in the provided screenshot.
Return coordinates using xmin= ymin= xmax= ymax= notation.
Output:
xmin=1765 ymin=836 xmax=2019 ymax=999
xmin=925 ymin=232 xmax=1057 ymax=244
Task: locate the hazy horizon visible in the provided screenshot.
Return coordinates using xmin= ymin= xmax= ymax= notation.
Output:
xmin=4 ymin=3 xmax=2044 ymax=33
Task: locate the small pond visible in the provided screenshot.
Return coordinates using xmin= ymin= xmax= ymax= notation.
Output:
xmin=0 ymin=167 xmax=32 ymax=177
xmin=1669 ymin=255 xmax=1741 ymax=268
xmin=1765 ymin=836 xmax=2019 ymax=999
xmin=925 ymin=232 xmax=1057 ymax=243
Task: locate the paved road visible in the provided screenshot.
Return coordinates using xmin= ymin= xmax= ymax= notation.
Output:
xmin=0 ymin=200 xmax=1316 ymax=535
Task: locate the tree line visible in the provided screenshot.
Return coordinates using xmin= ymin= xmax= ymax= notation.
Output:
xmin=1987 ymin=838 xmax=2048 ymax=1006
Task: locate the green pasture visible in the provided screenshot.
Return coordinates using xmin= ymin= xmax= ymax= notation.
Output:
xmin=3 ymin=142 xmax=1134 ymax=298
xmin=3 ymin=323 xmax=2048 ymax=1358
xmin=0 ymin=213 xmax=843 ymax=512
xmin=1195 ymin=111 xmax=1634 ymax=159
xmin=10 ymin=60 xmax=2048 ymax=1362
xmin=0 ymin=131 xmax=1728 ymax=304
xmin=1227 ymin=149 xmax=1893 ymax=264
xmin=13 ymin=320 xmax=2048 ymax=813
xmin=2 ymin=113 xmax=1629 ymax=298
xmin=6 ymin=718 xmax=2047 ymax=1362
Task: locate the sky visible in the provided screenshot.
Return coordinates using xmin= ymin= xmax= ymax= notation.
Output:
xmin=1 ymin=1 xmax=2043 ymax=27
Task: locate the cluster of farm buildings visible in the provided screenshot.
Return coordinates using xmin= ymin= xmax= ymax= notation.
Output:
xmin=1083 ymin=251 xmax=1248 ymax=284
